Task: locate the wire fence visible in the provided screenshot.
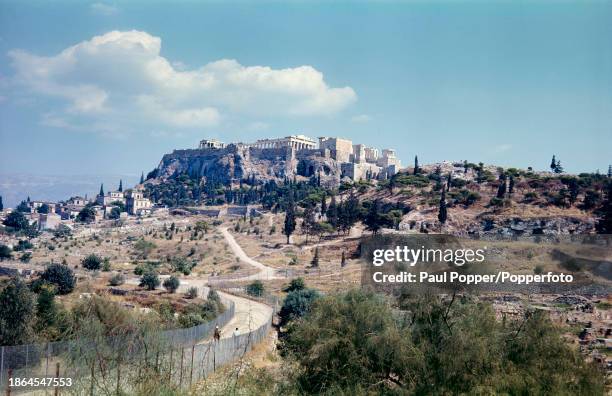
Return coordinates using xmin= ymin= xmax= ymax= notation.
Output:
xmin=0 ymin=298 xmax=244 ymax=394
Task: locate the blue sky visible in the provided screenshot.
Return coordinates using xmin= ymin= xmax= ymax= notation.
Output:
xmin=0 ymin=0 xmax=611 ymax=178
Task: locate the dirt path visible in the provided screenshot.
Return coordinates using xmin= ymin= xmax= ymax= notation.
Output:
xmin=219 ymin=227 xmax=282 ymax=281
xmin=212 ymin=291 xmax=273 ymax=338
xmin=124 ymin=275 xmax=273 ymax=340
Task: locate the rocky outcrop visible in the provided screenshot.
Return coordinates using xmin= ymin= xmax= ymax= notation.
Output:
xmin=467 ymin=216 xmax=596 ymax=236
xmin=152 ymin=144 xmax=343 ymax=186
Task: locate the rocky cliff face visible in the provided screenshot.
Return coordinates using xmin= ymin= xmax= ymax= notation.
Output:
xmin=152 ymin=145 xmax=342 ymax=185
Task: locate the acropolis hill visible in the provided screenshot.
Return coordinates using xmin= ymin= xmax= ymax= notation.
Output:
xmin=151 ymin=134 xmax=402 ymax=186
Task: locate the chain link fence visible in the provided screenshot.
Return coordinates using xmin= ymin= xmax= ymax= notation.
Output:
xmin=0 ymin=298 xmax=238 ymax=394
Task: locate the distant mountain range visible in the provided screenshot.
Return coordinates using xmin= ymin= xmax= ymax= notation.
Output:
xmin=0 ymin=173 xmax=140 ymax=208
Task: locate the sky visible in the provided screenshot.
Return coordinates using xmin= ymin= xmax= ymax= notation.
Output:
xmin=0 ymin=0 xmax=611 ymax=185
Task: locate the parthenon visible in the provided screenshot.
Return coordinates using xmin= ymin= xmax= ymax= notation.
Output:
xmin=248 ymin=134 xmax=317 ymax=150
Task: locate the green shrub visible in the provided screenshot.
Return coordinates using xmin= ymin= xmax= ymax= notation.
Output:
xmin=279 ymin=288 xmax=320 ymax=326
xmin=0 ymin=244 xmax=12 ymax=261
xmin=82 ymin=254 xmax=102 ymax=270
xmin=109 ymin=273 xmax=125 ymax=286
xmin=163 ymin=276 xmax=180 ymax=293
xmin=41 ymin=264 xmax=75 ymax=295
xmin=185 ymin=287 xmax=198 ymax=299
xmin=246 ymin=280 xmax=265 ymax=297
xmin=283 ymin=278 xmax=305 ymax=293
xmin=13 ymin=240 xmax=33 ymax=251
xmin=139 ymin=271 xmax=160 ymax=290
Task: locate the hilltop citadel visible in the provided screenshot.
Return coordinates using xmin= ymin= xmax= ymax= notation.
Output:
xmin=194 ymin=134 xmax=402 ymax=183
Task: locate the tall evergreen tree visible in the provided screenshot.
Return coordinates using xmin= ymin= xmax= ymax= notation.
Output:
xmin=99 ymin=183 xmax=104 ymax=196
xmin=550 ymin=155 xmax=557 ymax=172
xmin=302 ymin=204 xmax=316 ymax=243
xmin=463 ymin=160 xmax=469 ymax=174
xmin=0 ymin=277 xmax=35 ymax=345
xmin=0 ymin=195 xmax=3 ymax=211
xmin=413 ymin=155 xmax=419 ymax=175
xmin=311 ymin=247 xmax=320 ymax=268
xmin=508 ymin=175 xmax=515 ymax=195
xmin=438 ymin=187 xmax=447 ymax=224
xmin=35 ymin=285 xmax=57 ymax=332
xmin=496 ymin=174 xmax=507 ymax=199
xmin=446 ymin=172 xmax=452 ymax=190
xmin=554 ymin=159 xmax=564 ymax=174
xmin=327 ymin=194 xmax=339 ymax=229
xmin=284 ymin=198 xmax=297 ymax=244
xmin=596 ymin=181 xmax=612 ymax=234
xmin=568 ymin=178 xmax=579 ymax=205
xmin=118 ymin=179 xmax=123 ymax=192
xmin=364 ymin=199 xmax=383 ymax=235
xmin=140 ymin=172 xmax=145 ymax=184
xmin=321 ymin=193 xmax=327 ymax=214
xmin=608 ymin=165 xmax=612 ymax=178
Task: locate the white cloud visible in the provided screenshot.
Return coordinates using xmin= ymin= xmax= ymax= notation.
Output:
xmin=90 ymin=3 xmax=119 ymax=16
xmin=7 ymin=30 xmax=357 ymax=137
xmin=351 ymin=114 xmax=372 ymax=123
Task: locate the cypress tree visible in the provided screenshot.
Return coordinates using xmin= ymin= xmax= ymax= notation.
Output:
xmin=554 ymin=160 xmax=564 ymax=174
xmin=321 ymin=193 xmax=327 ymax=213
xmin=447 ymin=172 xmax=452 ymax=190
xmin=438 ymin=187 xmax=447 ymax=224
xmin=118 ymin=179 xmax=123 ymax=192
xmin=596 ymin=181 xmax=612 ymax=234
xmin=284 ymin=198 xmax=297 ymax=244
xmin=508 ymin=175 xmax=515 ymax=195
xmin=364 ymin=199 xmax=383 ymax=234
xmin=140 ymin=172 xmax=145 ymax=184
xmin=568 ymin=178 xmax=579 ymax=205
xmin=310 ymin=247 xmax=319 ymax=268
xmin=327 ymin=194 xmax=338 ymax=229
xmin=99 ymin=184 xmax=104 ymax=196
xmin=0 ymin=195 xmax=3 ymax=211
xmin=414 ymin=155 xmax=419 ymax=175
xmin=463 ymin=160 xmax=468 ymax=174
xmin=496 ymin=174 xmax=507 ymax=199
xmin=550 ymin=155 xmax=557 ymax=172
xmin=608 ymin=165 xmax=612 ymax=178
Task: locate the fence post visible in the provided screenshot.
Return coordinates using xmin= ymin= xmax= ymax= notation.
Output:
xmin=45 ymin=343 xmax=50 ymax=379
xmin=6 ymin=368 xmax=12 ymax=396
xmin=1 ymin=346 xmax=4 ymax=388
xmin=179 ymin=348 xmax=184 ymax=387
xmin=24 ymin=344 xmax=28 ymax=379
xmin=54 ymin=362 xmax=60 ymax=396
xmin=189 ymin=345 xmax=195 ymax=386
xmin=169 ymin=348 xmax=173 ymax=381
xmin=89 ymin=359 xmax=95 ymax=396
xmin=115 ymin=350 xmax=121 ymax=396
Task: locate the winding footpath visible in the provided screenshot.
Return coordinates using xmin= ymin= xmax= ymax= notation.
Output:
xmin=219 ymin=227 xmax=282 ymax=281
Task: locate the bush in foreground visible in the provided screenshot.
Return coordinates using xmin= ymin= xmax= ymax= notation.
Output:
xmin=281 ymin=289 xmax=605 ymax=395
